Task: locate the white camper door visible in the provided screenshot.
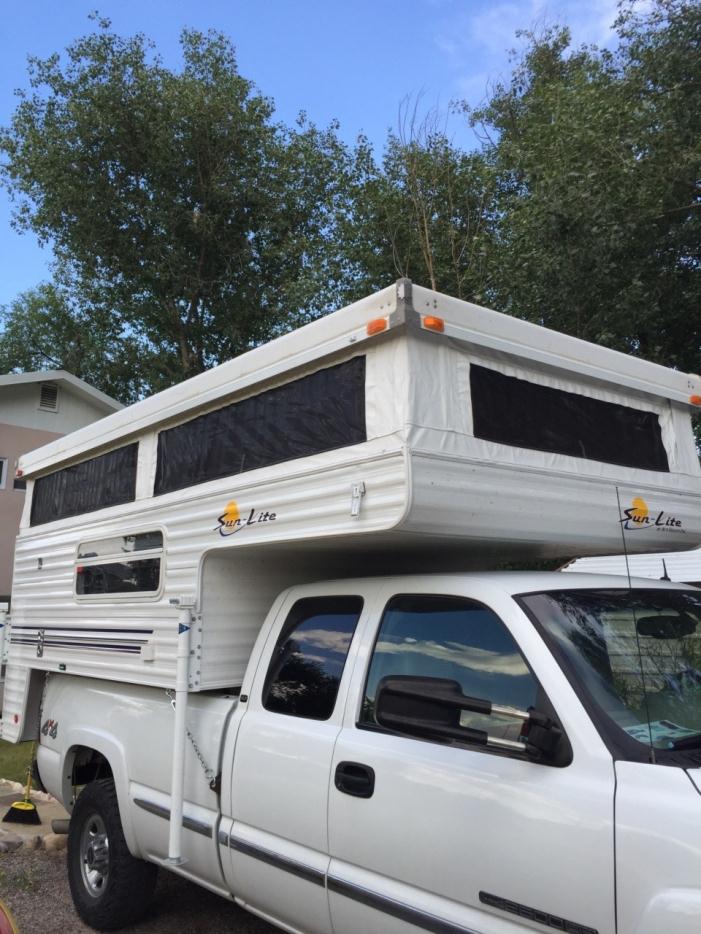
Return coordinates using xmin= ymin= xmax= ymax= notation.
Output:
xmin=327 ymin=585 xmax=617 ymax=934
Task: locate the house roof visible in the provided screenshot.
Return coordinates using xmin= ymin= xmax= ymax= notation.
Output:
xmin=0 ymin=370 xmax=122 ymax=414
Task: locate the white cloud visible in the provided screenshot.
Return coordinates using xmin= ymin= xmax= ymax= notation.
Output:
xmin=432 ymin=0 xmax=623 ymax=108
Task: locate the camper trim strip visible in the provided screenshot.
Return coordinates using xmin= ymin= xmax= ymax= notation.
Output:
xmin=9 ymin=627 xmax=153 ymax=656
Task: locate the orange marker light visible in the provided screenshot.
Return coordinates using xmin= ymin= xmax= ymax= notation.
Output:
xmin=423 ymin=315 xmax=445 ymax=333
xmin=366 ymin=318 xmax=388 ymax=336
xmin=690 ymin=395 xmax=701 ymax=406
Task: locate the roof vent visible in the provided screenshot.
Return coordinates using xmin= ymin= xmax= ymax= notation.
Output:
xmin=39 ymin=382 xmax=59 ymax=412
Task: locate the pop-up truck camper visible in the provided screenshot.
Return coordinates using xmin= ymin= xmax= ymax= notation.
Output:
xmin=2 ymin=280 xmax=701 ymax=934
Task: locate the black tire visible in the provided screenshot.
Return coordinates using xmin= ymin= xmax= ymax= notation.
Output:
xmin=67 ymin=778 xmax=158 ymax=930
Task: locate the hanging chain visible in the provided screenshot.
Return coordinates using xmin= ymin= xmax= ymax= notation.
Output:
xmin=165 ymin=689 xmax=218 ymax=790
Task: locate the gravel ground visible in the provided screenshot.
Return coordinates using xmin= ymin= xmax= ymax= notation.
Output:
xmin=0 ymin=849 xmax=278 ymax=934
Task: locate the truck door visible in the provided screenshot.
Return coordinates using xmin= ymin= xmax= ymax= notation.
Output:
xmin=328 ymin=585 xmax=617 ymax=934
xmin=222 ymin=591 xmax=369 ymax=934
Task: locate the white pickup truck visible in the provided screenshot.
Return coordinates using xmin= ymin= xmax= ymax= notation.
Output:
xmin=4 ymin=281 xmax=701 ymax=934
xmin=36 ymin=571 xmax=701 ymax=934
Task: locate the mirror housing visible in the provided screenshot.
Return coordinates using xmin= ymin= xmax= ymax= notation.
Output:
xmin=374 ymin=675 xmax=563 ymax=762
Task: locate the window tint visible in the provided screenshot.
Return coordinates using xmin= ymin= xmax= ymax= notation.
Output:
xmin=263 ymin=596 xmax=363 ymax=720
xmin=76 ymin=559 xmax=161 ymax=596
xmin=31 ymin=444 xmax=138 ymax=526
xmin=75 ymin=530 xmax=163 ymax=597
xmin=361 ymin=594 xmax=538 ymax=743
xmin=154 ymin=357 xmax=367 ymax=496
xmin=470 ymin=364 xmax=669 ymax=472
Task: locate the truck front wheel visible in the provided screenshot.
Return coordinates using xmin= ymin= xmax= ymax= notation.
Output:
xmin=67 ymin=779 xmax=158 ymax=930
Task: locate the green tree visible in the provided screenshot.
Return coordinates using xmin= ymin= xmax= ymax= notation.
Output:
xmin=1 ymin=18 xmax=351 ymax=390
xmin=469 ymin=0 xmax=701 ymax=375
xmin=341 ymin=106 xmax=496 ymax=303
xmin=0 ymin=283 xmax=149 ymax=402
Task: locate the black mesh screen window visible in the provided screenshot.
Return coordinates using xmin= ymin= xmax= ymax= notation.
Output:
xmin=30 ymin=444 xmax=139 ymax=526
xmin=470 ymin=365 xmax=669 ymax=472
xmin=155 ymin=357 xmax=367 ymax=496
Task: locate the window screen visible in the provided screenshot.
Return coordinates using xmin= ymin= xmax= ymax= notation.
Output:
xmin=31 ymin=444 xmax=139 ymax=526
xmin=470 ymin=364 xmax=669 ymax=472
xmin=154 ymin=357 xmax=367 ymax=496
xmin=361 ymin=594 xmax=538 ymax=743
xmin=263 ymin=596 xmax=363 ymax=720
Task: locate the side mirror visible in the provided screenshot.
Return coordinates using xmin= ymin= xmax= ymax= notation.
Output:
xmin=374 ymin=675 xmax=562 ymax=761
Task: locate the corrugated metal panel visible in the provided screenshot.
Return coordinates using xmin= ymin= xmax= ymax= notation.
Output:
xmin=5 ymin=445 xmax=408 ymax=695
xmin=0 ymin=664 xmax=31 ymax=742
xmin=563 ymin=548 xmax=701 ymax=584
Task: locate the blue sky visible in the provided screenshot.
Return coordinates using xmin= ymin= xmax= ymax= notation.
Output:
xmin=0 ymin=0 xmax=623 ymax=308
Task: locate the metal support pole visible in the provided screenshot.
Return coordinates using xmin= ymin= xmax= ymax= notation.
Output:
xmin=166 ymin=605 xmax=192 ymax=865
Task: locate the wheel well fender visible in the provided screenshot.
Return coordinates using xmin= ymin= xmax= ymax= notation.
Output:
xmin=61 ymin=729 xmax=141 ymax=857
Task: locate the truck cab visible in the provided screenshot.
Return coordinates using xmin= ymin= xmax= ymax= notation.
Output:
xmin=36 ymin=571 xmax=701 ymax=934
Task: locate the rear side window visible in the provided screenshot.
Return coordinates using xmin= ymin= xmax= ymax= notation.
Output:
xmin=361 ymin=594 xmax=538 ymax=742
xmin=76 ymin=531 xmax=163 ymax=598
xmin=31 ymin=444 xmax=139 ymax=526
xmin=470 ymin=364 xmax=669 ymax=472
xmin=263 ymin=596 xmax=363 ymax=720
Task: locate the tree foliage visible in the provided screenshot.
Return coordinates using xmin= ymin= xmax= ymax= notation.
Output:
xmin=340 ymin=107 xmax=496 ymax=303
xmin=1 ymin=1 xmax=699 ymax=405
xmin=1 ymin=18 xmax=350 ymax=394
xmin=470 ymin=0 xmax=701 ymax=374
xmin=0 ymin=283 xmax=149 ymax=402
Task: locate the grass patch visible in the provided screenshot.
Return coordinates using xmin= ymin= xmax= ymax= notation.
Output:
xmin=0 ymin=741 xmax=33 ymax=784
xmin=0 ymin=862 xmax=38 ymax=893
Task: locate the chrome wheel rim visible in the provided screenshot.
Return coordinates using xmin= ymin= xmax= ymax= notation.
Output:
xmin=80 ymin=813 xmax=109 ymax=897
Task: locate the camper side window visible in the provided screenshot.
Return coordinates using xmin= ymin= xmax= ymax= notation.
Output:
xmin=31 ymin=443 xmax=139 ymax=525
xmin=263 ymin=596 xmax=363 ymax=720
xmin=75 ymin=531 xmax=164 ymax=598
xmin=470 ymin=364 xmax=670 ymax=472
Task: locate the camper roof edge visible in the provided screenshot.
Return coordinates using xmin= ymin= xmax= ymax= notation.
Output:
xmin=19 ymin=280 xmax=410 ymax=478
xmin=411 ymin=284 xmax=701 ymax=407
xmin=19 ymin=279 xmax=701 ymax=478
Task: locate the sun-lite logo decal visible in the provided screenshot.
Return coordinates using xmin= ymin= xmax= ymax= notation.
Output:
xmin=619 ymin=496 xmax=684 ymax=533
xmin=215 ymin=500 xmax=277 ymax=537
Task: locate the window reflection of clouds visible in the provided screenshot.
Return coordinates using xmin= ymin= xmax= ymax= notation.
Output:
xmin=374 ymin=638 xmax=529 ymax=677
xmin=362 ymin=597 xmax=539 ymax=725
xmin=293 ymin=628 xmax=353 ymax=653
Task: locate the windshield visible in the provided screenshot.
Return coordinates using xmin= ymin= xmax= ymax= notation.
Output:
xmin=518 ymin=588 xmax=701 ymax=753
